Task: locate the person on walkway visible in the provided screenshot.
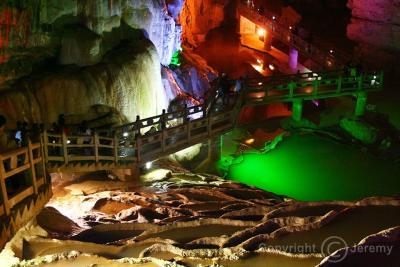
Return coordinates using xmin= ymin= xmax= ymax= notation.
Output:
xmin=234 ymin=76 xmax=244 ymax=94
xmin=0 ymin=115 xmax=16 ymax=153
xmin=218 ymin=73 xmax=231 ymax=107
xmin=20 ymin=121 xmax=29 ymax=147
xmin=30 ymin=123 xmax=41 ymax=144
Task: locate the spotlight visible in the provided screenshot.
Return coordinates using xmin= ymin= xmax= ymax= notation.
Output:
xmin=268 ymin=64 xmax=275 ymax=71
xmin=272 ymin=16 xmax=276 ymax=20
xmin=123 ymin=132 xmax=129 ymax=137
xmin=245 ymin=138 xmax=255 ymax=145
xmin=329 ymin=49 xmax=334 ymax=54
xmin=145 ymin=161 xmax=152 ymax=169
xmin=258 ymin=82 xmax=263 ymax=85
xmin=67 ymin=140 xmax=71 ymax=144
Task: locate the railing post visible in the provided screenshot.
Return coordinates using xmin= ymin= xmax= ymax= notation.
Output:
xmin=43 ymin=130 xmax=49 ymax=163
xmin=40 ymin=133 xmax=48 ymax=184
xmin=135 ymin=115 xmax=141 ymax=137
xmin=0 ymin=156 xmax=10 ymax=215
xmin=292 ymin=99 xmax=303 ymax=122
xmin=207 ymin=114 xmax=212 ymax=137
xmin=94 ymin=132 xmax=99 ymax=163
xmin=358 ymin=74 xmax=363 ymax=91
xmin=184 ymin=104 xmax=191 ymax=144
xmin=379 ymin=71 xmax=384 ymax=88
xmin=337 ymin=76 xmax=342 ymax=94
xmin=288 ymin=81 xmax=296 ymax=98
xmin=135 ymin=135 xmax=141 ymax=163
xmin=114 ymin=133 xmax=119 ymax=164
xmin=61 ymin=131 xmax=69 ymax=165
xmin=28 ymin=140 xmax=38 ymax=194
xmin=203 ymin=102 xmax=207 ymax=118
xmin=161 ymin=109 xmax=166 ymax=152
xmin=312 ymin=79 xmax=319 ymax=96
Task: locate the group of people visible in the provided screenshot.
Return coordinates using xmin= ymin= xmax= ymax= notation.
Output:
xmin=0 ymin=115 xmax=44 ymax=153
xmin=208 ymin=73 xmax=243 ymax=112
xmin=0 ymin=113 xmax=95 ymax=155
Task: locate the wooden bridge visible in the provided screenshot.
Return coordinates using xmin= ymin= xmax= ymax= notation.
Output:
xmin=0 ymin=69 xmax=383 ymax=248
xmin=237 ymin=1 xmax=350 ymax=69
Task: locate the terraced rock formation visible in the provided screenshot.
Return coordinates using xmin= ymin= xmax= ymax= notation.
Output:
xmin=1 ymin=172 xmax=400 ymax=267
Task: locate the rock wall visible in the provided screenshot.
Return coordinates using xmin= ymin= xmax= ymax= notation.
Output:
xmin=0 ymin=0 xmax=183 ymax=89
xmin=0 ymin=38 xmax=168 ymax=125
xmin=0 ymin=0 xmax=226 ymax=127
xmin=180 ymin=0 xmax=229 ymax=47
xmin=347 ymin=0 xmax=400 ymax=70
xmin=0 ymin=0 xmax=189 ymax=126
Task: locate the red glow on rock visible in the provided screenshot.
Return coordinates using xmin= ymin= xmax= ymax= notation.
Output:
xmin=0 ymin=7 xmax=32 ymax=62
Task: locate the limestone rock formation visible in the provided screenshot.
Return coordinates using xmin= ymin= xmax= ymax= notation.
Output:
xmin=0 ymin=0 xmax=182 ymax=69
xmin=347 ymin=0 xmax=400 ymax=69
xmin=5 ymin=173 xmax=400 ymax=266
xmin=0 ymin=38 xmax=168 ymax=125
xmin=180 ymin=0 xmax=230 ymax=47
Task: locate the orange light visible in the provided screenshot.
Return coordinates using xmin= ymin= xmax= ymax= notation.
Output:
xmin=245 ymin=138 xmax=255 ymax=145
xmin=305 ymin=86 xmax=313 ymax=94
xmin=257 ymin=28 xmax=266 ymax=37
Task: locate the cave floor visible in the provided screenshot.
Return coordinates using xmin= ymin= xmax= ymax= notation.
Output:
xmin=2 ymin=169 xmax=399 ymax=267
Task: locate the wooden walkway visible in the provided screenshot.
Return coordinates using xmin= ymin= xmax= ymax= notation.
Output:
xmin=0 ymin=69 xmax=383 ymax=249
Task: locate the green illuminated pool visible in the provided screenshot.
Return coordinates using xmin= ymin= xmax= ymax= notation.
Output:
xmin=225 ymin=134 xmax=400 ymax=201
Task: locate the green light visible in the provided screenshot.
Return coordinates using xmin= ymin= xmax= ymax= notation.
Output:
xmin=221 ymin=134 xmax=400 ymax=201
xmin=170 ymin=47 xmax=182 ymax=66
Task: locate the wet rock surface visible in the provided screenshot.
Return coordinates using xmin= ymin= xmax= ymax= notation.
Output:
xmin=8 ymin=172 xmax=400 ymax=267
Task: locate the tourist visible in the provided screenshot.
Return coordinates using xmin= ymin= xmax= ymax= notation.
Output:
xmin=218 ymin=73 xmax=231 ymax=106
xmin=234 ymin=77 xmax=243 ymax=93
xmin=20 ymin=121 xmax=29 ymax=146
xmin=0 ymin=115 xmax=16 ymax=153
xmin=30 ymin=123 xmax=41 ymax=144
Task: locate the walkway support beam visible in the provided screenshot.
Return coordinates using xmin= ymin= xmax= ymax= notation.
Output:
xmin=292 ymin=99 xmax=303 ymax=122
xmin=355 ymin=92 xmax=368 ymax=117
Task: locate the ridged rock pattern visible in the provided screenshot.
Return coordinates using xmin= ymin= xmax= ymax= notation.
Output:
xmin=6 ymin=173 xmax=400 ymax=267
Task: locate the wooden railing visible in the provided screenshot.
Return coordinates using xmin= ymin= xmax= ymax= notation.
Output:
xmin=0 ymin=141 xmax=48 ymax=217
xmin=237 ymin=2 xmax=350 ymax=68
xmin=243 ymin=71 xmax=383 ymax=105
xmin=42 ymin=101 xmax=237 ymax=168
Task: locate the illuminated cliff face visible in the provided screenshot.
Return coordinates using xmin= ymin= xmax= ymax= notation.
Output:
xmin=0 ymin=0 xmax=182 ymax=66
xmin=180 ymin=0 xmax=229 ymax=46
xmin=0 ymin=38 xmax=168 ymax=124
xmin=0 ymin=0 xmax=189 ymax=125
xmin=347 ymin=0 xmax=400 ymax=51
